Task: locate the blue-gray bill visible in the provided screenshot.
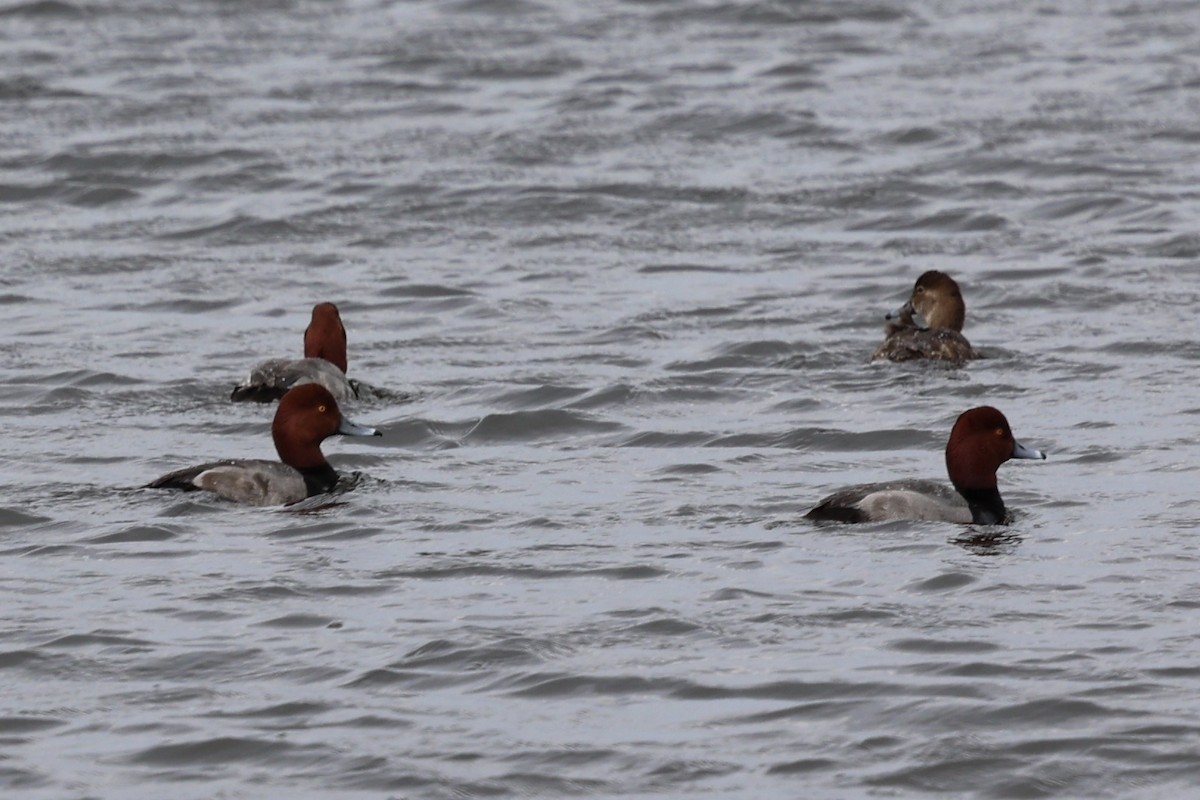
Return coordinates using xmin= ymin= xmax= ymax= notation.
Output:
xmin=886 ymin=301 xmax=928 ymax=330
xmin=338 ymin=417 xmax=381 ymax=437
xmin=1012 ymin=440 xmax=1045 ymax=460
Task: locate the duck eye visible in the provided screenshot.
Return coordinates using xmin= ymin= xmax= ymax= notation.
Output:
xmin=994 ymin=427 xmax=1004 ymax=437
xmin=318 ymin=404 xmax=327 ymax=413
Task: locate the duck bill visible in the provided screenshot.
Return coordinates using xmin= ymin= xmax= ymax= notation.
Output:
xmin=1011 ymin=440 xmax=1045 ymax=460
xmin=884 ymin=300 xmax=911 ymax=322
xmin=885 ymin=301 xmax=927 ymax=329
xmin=337 ymin=416 xmax=381 ymax=437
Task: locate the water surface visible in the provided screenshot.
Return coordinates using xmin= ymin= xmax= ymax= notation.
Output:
xmin=2 ymin=1 xmax=1200 ymax=797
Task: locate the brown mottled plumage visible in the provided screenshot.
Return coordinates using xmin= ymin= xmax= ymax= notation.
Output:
xmin=872 ymin=271 xmax=980 ymax=363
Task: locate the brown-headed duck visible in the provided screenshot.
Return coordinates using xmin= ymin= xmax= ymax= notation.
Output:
xmin=148 ymin=384 xmax=380 ymax=506
xmin=872 ymin=271 xmax=980 ymax=362
xmin=231 ymin=302 xmax=360 ymax=403
xmin=805 ymin=406 xmax=1044 ymax=525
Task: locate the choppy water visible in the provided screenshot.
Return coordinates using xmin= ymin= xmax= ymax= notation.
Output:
xmin=3 ymin=0 xmax=1200 ymax=797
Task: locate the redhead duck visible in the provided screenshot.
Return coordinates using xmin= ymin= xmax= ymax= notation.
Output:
xmin=805 ymin=406 xmax=1044 ymax=524
xmin=872 ymin=271 xmax=980 ymax=362
xmin=148 ymin=384 xmax=380 ymax=506
xmin=231 ymin=303 xmax=360 ymax=403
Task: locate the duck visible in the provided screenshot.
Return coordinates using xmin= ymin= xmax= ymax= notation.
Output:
xmin=147 ymin=384 xmax=381 ymax=506
xmin=805 ymin=406 xmax=1044 ymax=524
xmin=872 ymin=271 xmax=980 ymax=362
xmin=231 ymin=302 xmax=360 ymax=403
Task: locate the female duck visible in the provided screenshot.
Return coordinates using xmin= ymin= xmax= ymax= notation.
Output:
xmin=231 ymin=302 xmax=360 ymax=403
xmin=805 ymin=406 xmax=1044 ymax=524
xmin=872 ymin=271 xmax=980 ymax=362
xmin=148 ymin=384 xmax=380 ymax=506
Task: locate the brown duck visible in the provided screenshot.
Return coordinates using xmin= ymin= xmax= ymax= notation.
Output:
xmin=872 ymin=270 xmax=980 ymax=363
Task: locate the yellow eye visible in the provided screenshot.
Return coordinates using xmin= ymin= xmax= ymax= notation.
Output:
xmin=318 ymin=404 xmax=327 ymax=413
xmin=994 ymin=428 xmax=1004 ymax=437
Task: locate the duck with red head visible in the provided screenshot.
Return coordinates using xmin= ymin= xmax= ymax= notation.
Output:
xmin=872 ymin=271 xmax=981 ymax=362
xmin=805 ymin=406 xmax=1045 ymax=525
xmin=231 ymin=302 xmax=360 ymax=403
xmin=303 ymin=302 xmax=347 ymax=373
xmin=148 ymin=384 xmax=381 ymax=506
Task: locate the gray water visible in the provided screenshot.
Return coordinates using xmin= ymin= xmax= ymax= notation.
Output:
xmin=2 ymin=1 xmax=1200 ymax=797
